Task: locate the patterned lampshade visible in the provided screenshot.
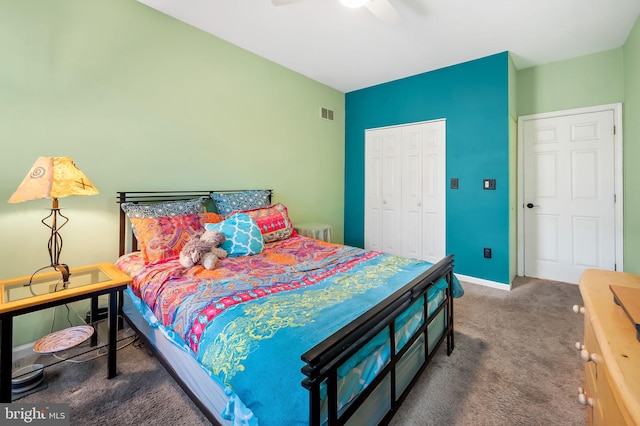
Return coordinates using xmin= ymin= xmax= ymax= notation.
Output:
xmin=8 ymin=157 xmax=99 ymax=204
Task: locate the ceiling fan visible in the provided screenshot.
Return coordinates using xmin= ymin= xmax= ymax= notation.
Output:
xmin=271 ymin=0 xmax=402 ymax=25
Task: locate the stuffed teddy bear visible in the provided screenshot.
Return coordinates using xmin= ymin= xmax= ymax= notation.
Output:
xmin=179 ymin=229 xmax=228 ymax=270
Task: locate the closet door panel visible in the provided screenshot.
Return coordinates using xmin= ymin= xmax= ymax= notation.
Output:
xmin=365 ymin=127 xmax=402 ymax=255
xmin=381 ymin=130 xmax=402 ymax=256
xmin=423 ymin=212 xmax=438 ymax=259
xmin=402 ymin=125 xmax=423 ymax=259
xmin=364 ymin=133 xmax=383 ymax=251
xmin=421 ymin=123 xmax=446 ymax=263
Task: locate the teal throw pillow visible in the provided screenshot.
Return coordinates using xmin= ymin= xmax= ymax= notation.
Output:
xmin=205 ymin=213 xmax=265 ymax=257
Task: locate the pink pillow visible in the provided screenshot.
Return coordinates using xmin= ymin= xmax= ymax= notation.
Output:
xmin=241 ymin=203 xmax=296 ymax=243
xmin=131 ymin=213 xmax=209 ymax=264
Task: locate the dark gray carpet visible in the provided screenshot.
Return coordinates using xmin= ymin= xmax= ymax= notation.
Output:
xmin=18 ymin=277 xmax=585 ymax=425
xmin=390 ymin=277 xmax=585 ymax=426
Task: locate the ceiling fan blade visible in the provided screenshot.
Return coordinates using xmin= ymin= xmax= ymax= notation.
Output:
xmin=272 ymin=0 xmax=303 ymax=5
xmin=365 ymin=0 xmax=402 ymax=25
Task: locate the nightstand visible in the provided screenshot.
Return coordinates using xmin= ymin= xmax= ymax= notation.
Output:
xmin=294 ymin=222 xmax=333 ymax=243
xmin=0 ymin=262 xmax=131 ymax=402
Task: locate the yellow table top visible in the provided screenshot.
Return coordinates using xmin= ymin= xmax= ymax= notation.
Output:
xmin=0 ymin=262 xmax=131 ymax=314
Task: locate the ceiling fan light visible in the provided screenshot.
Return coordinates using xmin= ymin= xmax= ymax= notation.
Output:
xmin=340 ymin=0 xmax=369 ymax=8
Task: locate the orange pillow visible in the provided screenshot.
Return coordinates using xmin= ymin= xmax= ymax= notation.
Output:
xmin=200 ymin=212 xmax=224 ymax=225
xmin=131 ymin=213 xmax=220 ymax=264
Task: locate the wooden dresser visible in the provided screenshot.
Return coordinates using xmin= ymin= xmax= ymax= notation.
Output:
xmin=578 ymin=269 xmax=640 ymax=425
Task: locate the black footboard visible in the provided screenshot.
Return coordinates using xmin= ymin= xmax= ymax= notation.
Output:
xmin=301 ymin=255 xmax=455 ymax=426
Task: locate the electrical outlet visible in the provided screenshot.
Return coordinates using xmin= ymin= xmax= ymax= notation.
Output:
xmin=483 ymin=248 xmax=492 ymax=258
xmin=451 ymin=178 xmax=459 ymax=189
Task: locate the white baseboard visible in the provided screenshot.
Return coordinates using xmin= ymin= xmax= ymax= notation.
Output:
xmin=456 ymin=273 xmax=511 ymax=291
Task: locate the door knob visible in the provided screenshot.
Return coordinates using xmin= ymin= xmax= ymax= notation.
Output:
xmin=526 ymin=203 xmax=538 ymax=208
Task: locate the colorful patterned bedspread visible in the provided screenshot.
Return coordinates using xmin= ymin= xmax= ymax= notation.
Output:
xmin=117 ymin=236 xmax=463 ymax=425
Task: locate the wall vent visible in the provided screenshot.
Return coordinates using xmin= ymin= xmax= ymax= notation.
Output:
xmin=320 ymin=107 xmax=334 ymax=121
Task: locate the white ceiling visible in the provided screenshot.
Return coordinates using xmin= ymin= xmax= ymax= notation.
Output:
xmin=137 ymin=0 xmax=640 ymax=93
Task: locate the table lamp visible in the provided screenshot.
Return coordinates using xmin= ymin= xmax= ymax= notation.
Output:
xmin=8 ymin=157 xmax=99 ymax=287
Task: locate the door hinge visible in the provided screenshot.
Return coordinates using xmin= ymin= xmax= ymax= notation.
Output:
xmin=614 ymin=263 xmax=617 ymax=271
xmin=614 ymin=125 xmax=616 ymax=135
xmin=614 ymin=194 xmax=616 ymax=203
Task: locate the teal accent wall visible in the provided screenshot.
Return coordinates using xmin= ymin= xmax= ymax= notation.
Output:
xmin=345 ymin=52 xmax=511 ymax=284
xmin=0 ymin=0 xmax=344 ymax=345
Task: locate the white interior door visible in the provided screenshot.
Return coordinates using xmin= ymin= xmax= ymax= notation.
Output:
xmin=522 ymin=109 xmax=617 ymax=284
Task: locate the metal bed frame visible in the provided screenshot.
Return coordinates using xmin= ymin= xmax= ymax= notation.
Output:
xmin=116 ymin=190 xmax=455 ymax=425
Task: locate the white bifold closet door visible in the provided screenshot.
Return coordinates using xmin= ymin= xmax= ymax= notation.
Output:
xmin=364 ymin=120 xmax=446 ymax=263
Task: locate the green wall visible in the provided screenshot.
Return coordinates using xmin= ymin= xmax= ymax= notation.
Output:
xmin=508 ymin=55 xmax=518 ymax=282
xmin=0 ymin=0 xmax=344 ymax=344
xmin=623 ymin=17 xmax=640 ymax=273
xmin=2 ymin=0 xmax=638 ymax=347
xmin=516 ymin=40 xmax=639 ymax=274
xmin=517 ymin=49 xmax=624 ymax=116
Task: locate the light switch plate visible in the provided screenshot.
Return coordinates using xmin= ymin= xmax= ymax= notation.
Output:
xmin=483 ymin=179 xmax=496 ymax=190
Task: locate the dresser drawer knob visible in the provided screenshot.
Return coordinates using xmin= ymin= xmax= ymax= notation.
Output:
xmin=574 ymin=342 xmax=584 ymax=351
xmin=578 ymin=387 xmax=595 ymax=407
xmin=572 ymin=305 xmax=585 ymax=314
xmin=580 ymin=349 xmax=602 ymax=364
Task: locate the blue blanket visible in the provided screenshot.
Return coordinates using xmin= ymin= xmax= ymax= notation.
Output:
xmin=195 ymin=253 xmax=462 ymax=425
xmin=120 ymin=236 xmax=464 ymax=425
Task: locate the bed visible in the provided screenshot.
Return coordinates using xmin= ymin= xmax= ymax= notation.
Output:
xmin=115 ymin=190 xmax=464 ymax=426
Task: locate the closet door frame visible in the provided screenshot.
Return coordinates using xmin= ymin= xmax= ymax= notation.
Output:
xmin=364 ymin=119 xmax=446 ymax=262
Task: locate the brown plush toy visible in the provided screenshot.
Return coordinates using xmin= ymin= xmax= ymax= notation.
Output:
xmin=179 ymin=230 xmax=228 ymax=270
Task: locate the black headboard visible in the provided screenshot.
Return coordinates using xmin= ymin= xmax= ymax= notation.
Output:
xmin=116 ymin=190 xmax=273 ymax=256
